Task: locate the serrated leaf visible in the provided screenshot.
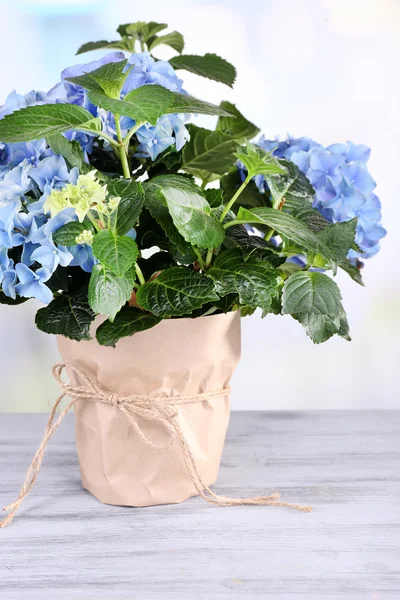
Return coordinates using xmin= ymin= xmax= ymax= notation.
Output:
xmin=88 ymin=264 xmax=132 ymax=321
xmin=217 ymin=102 xmax=260 ymax=141
xmin=235 ymin=144 xmax=287 ymax=179
xmin=53 ymin=220 xmax=94 ymax=246
xmin=149 ymin=31 xmax=184 ymax=53
xmin=96 ymin=306 xmax=161 ymax=347
xmin=35 ymin=288 xmax=95 ymax=341
xmin=237 ymin=206 xmax=354 ymax=264
xmin=167 ymin=92 xmax=233 ymax=117
xmin=181 ymin=124 xmax=238 ymax=182
xmin=207 ymin=248 xmax=278 ymax=312
xmin=76 ymin=40 xmax=126 ymax=55
xmin=47 ymin=133 xmax=84 ymax=169
xmin=339 ymin=258 xmax=364 ymax=286
xmin=0 ymin=104 xmax=95 ymax=143
xmin=126 ymin=21 xmax=168 ymax=41
xmin=66 ymin=60 xmax=128 ymax=99
xmin=317 ymin=218 xmax=358 ymax=262
xmin=264 ymin=159 xmax=315 ymax=210
xmin=204 ymin=188 xmax=224 ymax=208
xmin=169 ymin=53 xmax=237 ymax=88
xmin=136 ymin=267 xmax=218 ymax=317
xmin=144 ymin=175 xmax=225 ymax=249
xmin=89 ymin=85 xmax=172 ymax=125
xmin=107 ymin=178 xmax=144 ymax=235
xmin=282 ymin=271 xmax=349 ymax=343
xmin=92 ymin=230 xmax=138 ymax=277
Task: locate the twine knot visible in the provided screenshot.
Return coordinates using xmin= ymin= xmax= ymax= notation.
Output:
xmin=0 ymin=363 xmax=312 ymax=528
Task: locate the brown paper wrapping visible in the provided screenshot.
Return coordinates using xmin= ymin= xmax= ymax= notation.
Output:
xmin=57 ymin=311 xmax=241 ymax=507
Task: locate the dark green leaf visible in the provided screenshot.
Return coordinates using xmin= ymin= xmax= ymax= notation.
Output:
xmin=144 ymin=175 xmax=225 ymax=249
xmin=96 ymin=307 xmax=161 ymax=347
xmin=216 ymin=102 xmax=260 ymax=141
xmin=0 ymin=104 xmax=95 ymax=143
xmin=92 ymin=230 xmax=138 ymax=277
xmin=221 ymin=169 xmax=268 ymax=209
xmin=76 ymin=40 xmax=125 ymax=55
xmin=35 ymin=288 xmax=94 ymax=341
xmin=169 ymin=53 xmax=237 ymax=88
xmin=207 ymin=248 xmax=278 ymax=312
xmin=138 ymin=251 xmax=176 ymax=279
xmin=88 ymin=264 xmax=132 ymax=321
xmin=66 ymin=60 xmax=128 ymax=99
xmin=53 ymin=220 xmax=94 ymax=246
xmin=317 ymin=219 xmax=358 ymax=262
xmin=282 ymin=271 xmax=350 ymax=343
xmin=46 ymin=133 xmax=84 ymax=169
xmin=181 ymin=124 xmax=239 ymax=182
xmin=264 ymin=159 xmax=315 ymax=210
xmin=339 ymin=258 xmax=364 ymax=286
xmin=143 ymin=186 xmax=191 ymax=255
xmin=204 ymin=188 xmax=224 ymax=208
xmin=235 ymin=144 xmax=287 ymax=178
xmin=107 ymin=178 xmax=144 ymax=235
xmin=0 ymin=292 xmax=28 ymax=305
xmin=149 ymin=31 xmax=184 ymax=53
xmin=136 ymin=267 xmax=218 ymax=317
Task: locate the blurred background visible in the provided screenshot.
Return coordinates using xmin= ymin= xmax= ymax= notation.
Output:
xmin=0 ymin=0 xmax=398 ymax=411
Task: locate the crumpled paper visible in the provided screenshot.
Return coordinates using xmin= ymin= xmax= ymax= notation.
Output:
xmin=57 ymin=311 xmax=241 ymax=507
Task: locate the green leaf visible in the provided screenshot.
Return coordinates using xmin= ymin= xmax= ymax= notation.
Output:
xmin=88 ymin=264 xmax=132 ymax=321
xmin=46 ymin=133 xmax=84 ymax=169
xmin=96 ymin=307 xmax=161 ymax=347
xmin=107 ymin=178 xmax=144 ymax=235
xmin=0 ymin=292 xmax=28 ymax=305
xmin=208 ymin=248 xmax=278 ymax=312
xmin=76 ymin=40 xmax=126 ymax=55
xmin=53 ymin=220 xmax=94 ymax=246
xmin=282 ymin=271 xmax=350 ymax=343
xmin=221 ymin=169 xmax=267 ymax=209
xmin=144 ymin=175 xmax=225 ymax=249
xmin=143 ymin=189 xmax=191 ymax=255
xmin=235 ymin=144 xmax=287 ymax=178
xmin=167 ymin=92 xmax=233 ymax=117
xmin=66 ymin=60 xmax=129 ymax=99
xmin=181 ymin=124 xmax=239 ymax=181
xmin=35 ymin=288 xmax=95 ymax=341
xmin=149 ymin=31 xmax=184 ymax=53
xmin=136 ymin=267 xmax=219 ymax=317
xmin=126 ymin=21 xmax=168 ymax=41
xmin=169 ymin=53 xmax=237 ymax=88
xmin=0 ymin=104 xmax=96 ymax=143
xmin=264 ymin=159 xmax=315 ymax=210
xmin=339 ymin=258 xmax=364 ymax=286
xmin=204 ymin=188 xmax=224 ymax=208
xmin=92 ymin=230 xmax=139 ymax=277
xmin=317 ymin=218 xmax=358 ymax=262
xmin=237 ymin=207 xmax=354 ymax=264
xmin=89 ymin=85 xmax=172 ymax=126
xmin=216 ymin=102 xmax=260 ymax=141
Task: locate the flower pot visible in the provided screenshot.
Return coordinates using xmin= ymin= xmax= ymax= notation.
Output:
xmin=57 ymin=311 xmax=241 ymax=507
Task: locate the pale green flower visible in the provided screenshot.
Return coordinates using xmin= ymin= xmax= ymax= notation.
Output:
xmin=75 ymin=230 xmax=94 ymax=246
xmin=43 ymin=170 xmax=108 ymax=223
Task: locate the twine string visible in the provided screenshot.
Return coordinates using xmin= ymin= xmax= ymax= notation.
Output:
xmin=0 ymin=363 xmax=311 ymax=528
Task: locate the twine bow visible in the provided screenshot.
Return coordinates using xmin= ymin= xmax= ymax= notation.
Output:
xmin=1 ymin=363 xmax=311 ymax=527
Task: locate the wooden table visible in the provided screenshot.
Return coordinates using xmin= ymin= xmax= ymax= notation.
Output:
xmin=0 ymin=412 xmax=399 ymax=599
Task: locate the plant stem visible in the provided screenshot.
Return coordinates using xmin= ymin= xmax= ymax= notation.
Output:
xmin=219 ymin=176 xmax=251 ymax=223
xmin=77 ymin=128 xmax=119 ymax=148
xmin=135 ymin=263 xmax=146 ymax=286
xmin=123 ymin=120 xmax=146 ymax=148
xmin=205 ymin=248 xmax=213 ymax=268
xmin=223 ymin=219 xmax=253 ymax=229
xmin=193 ymin=248 xmax=205 ymax=270
xmin=115 ymin=114 xmax=131 ymax=179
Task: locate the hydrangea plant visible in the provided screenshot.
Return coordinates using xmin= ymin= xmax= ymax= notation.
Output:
xmin=0 ymin=21 xmax=385 ymax=345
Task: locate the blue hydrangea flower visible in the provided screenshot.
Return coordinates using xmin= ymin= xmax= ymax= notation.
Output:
xmin=69 ymin=243 xmax=97 ymax=273
xmin=0 ymin=143 xmax=12 ymax=167
xmin=9 ymin=140 xmax=52 ymax=168
xmin=250 ymin=135 xmax=386 ymax=259
xmin=123 ymin=52 xmax=184 ymax=94
xmin=0 ymin=201 xmax=21 ymax=248
xmin=30 ymin=238 xmax=73 ymax=273
xmin=0 ymin=265 xmax=17 ymax=299
xmin=14 ymin=263 xmax=53 ymax=304
xmin=0 ymin=163 xmax=32 ymax=204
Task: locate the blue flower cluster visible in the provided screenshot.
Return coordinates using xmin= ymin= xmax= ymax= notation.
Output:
xmin=48 ymin=51 xmax=189 ymax=160
xmin=253 ymin=136 xmax=386 ymax=259
xmin=0 ymin=51 xmax=191 ymax=304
